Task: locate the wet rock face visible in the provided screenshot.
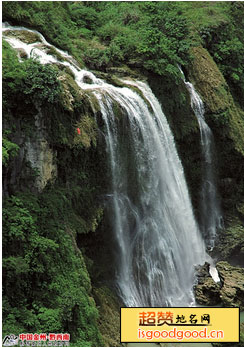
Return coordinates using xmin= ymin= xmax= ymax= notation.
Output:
xmin=194 ymin=261 xmax=244 ymax=310
xmin=3 ymin=106 xmax=58 ymax=196
xmin=25 ymin=138 xmax=57 ymax=192
xmin=23 ymin=107 xmax=58 ymax=192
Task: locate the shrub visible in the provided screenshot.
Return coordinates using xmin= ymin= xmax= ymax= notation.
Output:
xmin=22 ymin=60 xmax=61 ymax=104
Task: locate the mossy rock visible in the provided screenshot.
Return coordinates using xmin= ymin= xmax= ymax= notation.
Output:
xmin=3 ymin=29 xmax=41 ymax=44
xmin=188 ymin=46 xmax=227 ymax=113
xmin=194 ymin=261 xmax=244 ymax=310
xmin=237 ymin=202 xmax=244 ymax=221
xmin=58 ymin=72 xmax=85 ymax=112
xmin=105 ymin=65 xmax=144 ymax=80
xmin=214 ymin=216 xmax=244 ymax=265
xmin=93 ymin=286 xmax=122 ymax=347
xmin=74 ymin=114 xmax=98 ymax=149
xmin=188 ymin=46 xmax=244 ymax=157
xmin=217 ymin=261 xmax=244 ymax=310
xmin=45 ymin=46 xmax=66 ymax=62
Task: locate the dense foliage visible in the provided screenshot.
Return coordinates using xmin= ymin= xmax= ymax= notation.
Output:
xmin=2 ymin=192 xmax=103 ymax=347
xmin=3 ymin=40 xmax=61 ymax=106
xmin=200 ymin=2 xmax=244 ymax=106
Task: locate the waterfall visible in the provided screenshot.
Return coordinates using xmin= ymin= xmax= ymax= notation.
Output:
xmin=3 ymin=24 xmax=210 ymax=307
xmin=96 ymin=81 xmax=207 ymax=306
xmin=179 ymin=67 xmax=223 ymax=250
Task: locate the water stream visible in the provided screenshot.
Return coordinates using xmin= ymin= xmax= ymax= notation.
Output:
xmin=179 ymin=68 xmax=223 ymax=250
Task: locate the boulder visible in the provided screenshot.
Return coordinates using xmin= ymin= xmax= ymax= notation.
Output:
xmin=194 ymin=262 xmax=221 ymax=305
xmin=217 ymin=261 xmax=244 ymax=310
xmin=17 ymin=48 xmax=28 ymax=59
xmin=194 ymin=261 xmax=244 ymax=310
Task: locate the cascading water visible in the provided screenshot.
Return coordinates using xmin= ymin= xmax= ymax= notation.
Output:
xmin=3 ymin=23 xmax=212 ymax=307
xmin=180 ymin=68 xmax=223 ymax=250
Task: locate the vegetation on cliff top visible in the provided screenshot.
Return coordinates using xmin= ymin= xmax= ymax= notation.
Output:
xmin=3 ymin=1 xmax=190 ymax=78
xmin=3 ymin=2 xmax=244 ymax=87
